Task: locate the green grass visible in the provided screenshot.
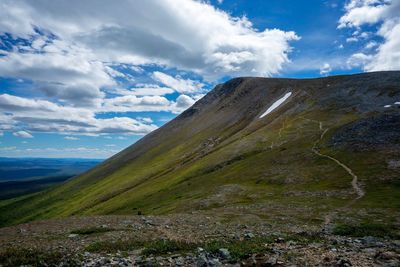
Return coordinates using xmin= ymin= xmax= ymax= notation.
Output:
xmin=333 ymin=223 xmax=398 ymax=238
xmin=0 ymin=247 xmax=80 ymax=267
xmin=204 ymin=237 xmax=274 ymax=261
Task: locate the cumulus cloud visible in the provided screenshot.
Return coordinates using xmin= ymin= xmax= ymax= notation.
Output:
xmin=113 ymin=85 xmax=174 ymax=97
xmin=13 ymin=130 xmax=33 ymax=138
xmin=0 ymin=91 xmax=196 ymax=137
xmin=319 ymin=63 xmax=332 ymax=76
xmin=175 ymin=94 xmax=196 ymax=109
xmin=152 ymin=72 xmax=204 ymax=94
xmin=0 ymin=0 xmax=298 ymax=79
xmin=339 ymin=0 xmax=400 ymax=71
xmin=365 ymin=41 xmax=379 ymax=49
xmin=0 ymin=94 xmax=158 ymax=136
xmin=101 ymin=94 xmax=191 ymax=114
xmin=0 ymin=0 xmax=300 ymax=141
xmin=346 ymin=52 xmax=374 ymax=68
xmin=0 ymin=39 xmax=113 ymax=107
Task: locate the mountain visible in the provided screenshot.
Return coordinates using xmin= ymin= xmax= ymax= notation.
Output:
xmin=1 ymin=71 xmax=399 ymax=227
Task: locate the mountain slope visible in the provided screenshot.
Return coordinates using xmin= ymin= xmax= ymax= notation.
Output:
xmin=1 ymin=71 xmax=400 ymax=227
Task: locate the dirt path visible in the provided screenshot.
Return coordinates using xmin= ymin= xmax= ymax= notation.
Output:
xmin=311 ymin=127 xmax=364 ymax=199
xmin=308 ymin=120 xmax=365 ymax=231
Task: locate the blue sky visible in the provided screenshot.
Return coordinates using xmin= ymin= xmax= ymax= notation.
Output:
xmin=0 ymin=0 xmax=399 ymax=158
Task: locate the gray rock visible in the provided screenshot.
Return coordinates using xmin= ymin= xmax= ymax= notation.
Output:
xmin=244 ymin=232 xmax=255 ymax=239
xmin=175 ymin=256 xmax=185 ymax=266
xmin=335 ymin=257 xmax=352 ymax=267
xmin=208 ymin=258 xmax=221 ymax=267
xmin=265 ymin=256 xmax=277 ymax=266
xmin=196 ymin=255 xmax=208 ymax=267
xmin=361 ymin=236 xmax=376 ymax=246
xmin=218 ymin=248 xmax=230 ymax=259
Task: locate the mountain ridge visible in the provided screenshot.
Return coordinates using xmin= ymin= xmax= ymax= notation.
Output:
xmin=0 ymin=71 xmax=399 ymax=227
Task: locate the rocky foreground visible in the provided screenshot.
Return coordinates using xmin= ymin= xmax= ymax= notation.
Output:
xmin=0 ymin=212 xmax=399 ymax=267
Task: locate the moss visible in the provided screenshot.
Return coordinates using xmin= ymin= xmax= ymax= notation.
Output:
xmin=204 ymin=237 xmax=274 ymax=261
xmin=333 ymin=223 xmax=398 ymax=238
xmin=0 ymin=247 xmax=79 ymax=267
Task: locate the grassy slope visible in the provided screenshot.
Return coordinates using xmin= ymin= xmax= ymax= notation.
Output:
xmin=1 ymin=72 xmax=399 ymax=227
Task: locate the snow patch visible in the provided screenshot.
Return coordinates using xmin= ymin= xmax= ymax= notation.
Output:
xmin=395 ymin=102 xmax=400 ymax=105
xmin=384 ymin=105 xmax=392 ymax=108
xmin=259 ymin=92 xmax=292 ymax=118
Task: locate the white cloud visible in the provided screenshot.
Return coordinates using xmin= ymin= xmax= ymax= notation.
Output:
xmin=0 ymin=94 xmax=158 ymax=136
xmin=346 ymin=52 xmax=374 ymax=68
xmin=137 ymin=117 xmax=153 ymax=124
xmin=101 ymin=94 xmax=193 ymax=114
xmin=319 ymin=63 xmax=332 ymax=76
xmin=365 ymin=41 xmax=378 ymax=49
xmin=0 ymin=0 xmax=298 ymax=79
xmin=113 ymin=85 xmax=174 ymax=96
xmin=13 ymin=130 xmax=33 ymax=138
xmin=64 ymin=136 xmax=79 ymax=140
xmin=338 ymin=0 xmax=392 ymax=28
xmin=0 ymin=0 xmax=300 ymax=142
xmin=0 ymin=39 xmax=114 ymax=107
xmin=175 ymin=94 xmax=196 ymax=109
xmin=152 ymin=72 xmax=204 ymax=94
xmin=339 ymin=0 xmax=400 ymax=71
xmin=101 ymin=95 xmax=171 ymax=113
xmin=346 ymin=37 xmax=359 ymax=42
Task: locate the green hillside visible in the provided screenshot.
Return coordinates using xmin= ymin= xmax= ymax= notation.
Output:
xmin=1 ymin=71 xmax=399 ymax=227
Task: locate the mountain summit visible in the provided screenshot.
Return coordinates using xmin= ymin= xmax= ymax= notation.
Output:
xmin=1 ymin=71 xmax=399 ymax=227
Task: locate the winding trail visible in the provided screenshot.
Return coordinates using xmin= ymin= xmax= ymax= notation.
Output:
xmin=311 ymin=128 xmax=364 ymax=200
xmin=308 ymin=120 xmax=365 ymax=231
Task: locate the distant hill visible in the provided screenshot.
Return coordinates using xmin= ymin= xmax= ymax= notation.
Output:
xmin=1 ymin=71 xmax=399 ymax=227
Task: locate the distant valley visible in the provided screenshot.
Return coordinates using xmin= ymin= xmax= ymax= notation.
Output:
xmin=0 ymin=157 xmax=102 ymax=199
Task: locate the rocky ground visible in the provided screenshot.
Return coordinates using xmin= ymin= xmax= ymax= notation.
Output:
xmin=0 ymin=211 xmax=399 ymax=266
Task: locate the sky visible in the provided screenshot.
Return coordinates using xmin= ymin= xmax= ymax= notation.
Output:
xmin=0 ymin=0 xmax=399 ymax=158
